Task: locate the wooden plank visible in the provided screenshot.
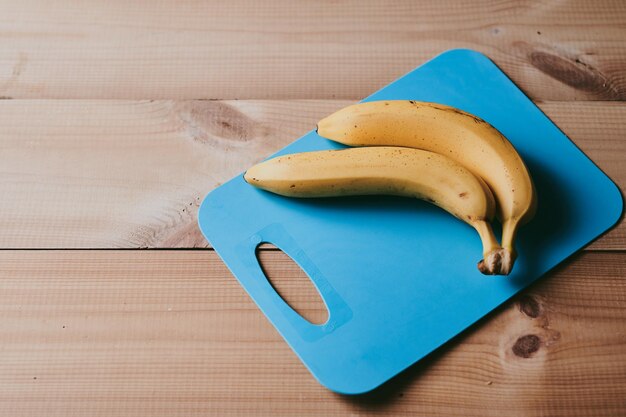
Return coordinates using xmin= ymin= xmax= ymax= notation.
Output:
xmin=0 ymin=249 xmax=624 ymax=416
xmin=1 ymin=99 xmax=624 ymax=249
xmin=0 ymin=99 xmax=332 ymax=248
xmin=0 ymin=0 xmax=625 ymax=100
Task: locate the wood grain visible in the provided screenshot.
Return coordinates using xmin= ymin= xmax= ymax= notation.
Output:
xmin=0 ymin=99 xmax=624 ymax=249
xmin=0 ymin=99 xmax=330 ymax=248
xmin=1 ymin=0 xmax=625 ymax=100
xmin=0 ymin=249 xmax=624 ymax=417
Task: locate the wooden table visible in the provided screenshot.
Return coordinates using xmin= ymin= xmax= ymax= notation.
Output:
xmin=1 ymin=1 xmax=625 ymax=415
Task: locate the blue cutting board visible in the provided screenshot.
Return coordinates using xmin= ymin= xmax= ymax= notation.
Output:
xmin=198 ymin=49 xmax=623 ymax=394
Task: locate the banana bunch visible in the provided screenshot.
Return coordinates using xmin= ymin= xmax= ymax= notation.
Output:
xmin=245 ymin=101 xmax=536 ymax=275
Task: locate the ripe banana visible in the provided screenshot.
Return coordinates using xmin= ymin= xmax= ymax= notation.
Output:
xmin=244 ymin=147 xmax=508 ymax=275
xmin=317 ymin=100 xmax=537 ymax=275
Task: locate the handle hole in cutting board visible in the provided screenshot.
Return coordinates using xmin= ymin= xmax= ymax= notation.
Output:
xmin=255 ymin=243 xmax=329 ymax=325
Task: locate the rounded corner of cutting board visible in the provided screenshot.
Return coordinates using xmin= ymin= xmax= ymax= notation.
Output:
xmin=315 ymin=374 xmax=390 ymax=396
xmin=606 ymin=177 xmax=625 ymax=227
xmin=434 ymin=48 xmax=493 ymax=65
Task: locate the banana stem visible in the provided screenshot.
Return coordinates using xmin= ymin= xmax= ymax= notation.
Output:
xmin=472 ymin=220 xmax=508 ymax=276
xmin=499 ymin=218 xmax=519 ymax=275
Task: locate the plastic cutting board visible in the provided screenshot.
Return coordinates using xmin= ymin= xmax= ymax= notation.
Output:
xmin=197 ymin=49 xmax=623 ymax=394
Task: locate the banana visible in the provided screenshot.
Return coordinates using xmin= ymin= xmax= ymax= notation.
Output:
xmin=317 ymin=100 xmax=537 ymax=274
xmin=244 ymin=147 xmax=508 ymax=275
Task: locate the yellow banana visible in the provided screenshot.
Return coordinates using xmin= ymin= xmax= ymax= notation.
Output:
xmin=317 ymin=100 xmax=537 ymax=274
xmin=244 ymin=147 xmax=508 ymax=275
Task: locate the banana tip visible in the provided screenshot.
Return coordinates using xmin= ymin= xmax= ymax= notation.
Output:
xmin=477 ymin=248 xmax=514 ymax=276
xmin=499 ymin=249 xmax=515 ymax=275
